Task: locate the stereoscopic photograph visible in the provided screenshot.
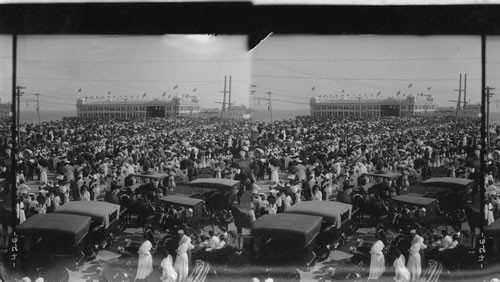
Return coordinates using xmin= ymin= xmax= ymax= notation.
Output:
xmin=0 ymin=13 xmax=497 ymax=282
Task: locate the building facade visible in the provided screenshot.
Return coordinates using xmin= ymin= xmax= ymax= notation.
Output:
xmin=309 ymin=94 xmax=436 ymax=118
xmin=0 ymin=100 xmax=11 ymax=118
xmin=77 ymin=96 xmax=201 ymax=119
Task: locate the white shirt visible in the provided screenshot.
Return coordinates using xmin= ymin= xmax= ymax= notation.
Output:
xmin=440 ymin=235 xmax=452 ymax=251
xmin=209 ymin=235 xmax=220 ymax=249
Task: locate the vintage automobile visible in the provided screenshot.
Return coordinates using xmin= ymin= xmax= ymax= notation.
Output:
xmin=285 ymin=200 xmax=355 ymax=250
xmin=189 ymin=178 xmax=241 ymax=212
xmin=17 ymin=213 xmax=92 ymax=273
xmin=159 ymin=195 xmax=206 ymax=226
xmin=251 ymin=213 xmax=323 ymax=267
xmin=422 ymin=177 xmax=476 ymax=212
xmin=485 ymin=218 xmax=500 ymax=259
xmin=54 ymin=200 xmax=123 ymax=249
xmin=392 ymin=194 xmax=438 ymax=225
xmin=422 ymin=177 xmax=476 ymax=193
xmin=361 ymin=171 xmax=402 ymax=192
xmin=129 ymin=172 xmax=170 ymax=191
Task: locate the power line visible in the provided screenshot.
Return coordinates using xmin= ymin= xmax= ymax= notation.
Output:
xmin=14 ymin=76 xmax=249 ymax=83
xmin=253 ymin=74 xmax=481 ymax=82
xmin=252 ymin=96 xmax=309 ymax=106
xmin=256 ymin=60 xmax=404 ymax=92
xmin=12 ymin=59 xmax=251 ymax=64
xmin=254 ymin=57 xmax=481 ymax=62
xmin=252 ymin=89 xmax=306 ymax=100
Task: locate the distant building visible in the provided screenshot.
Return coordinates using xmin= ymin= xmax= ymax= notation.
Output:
xmin=199 ymin=108 xmax=220 ymax=119
xmin=76 ymin=96 xmax=201 ymax=119
xmin=222 ymin=105 xmax=251 ymax=119
xmin=199 ymin=105 xmax=251 ymax=119
xmin=434 ymin=104 xmax=480 ymax=118
xmin=309 ymin=94 xmax=436 ymax=118
xmin=0 ymin=100 xmax=11 ymax=117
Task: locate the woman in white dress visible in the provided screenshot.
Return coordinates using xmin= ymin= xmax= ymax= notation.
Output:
xmin=407 ymin=236 xmax=426 ymax=282
xmin=485 ymin=198 xmax=495 ymax=226
xmin=393 ymin=250 xmax=410 ymax=282
xmin=175 ymin=236 xmax=194 ymax=282
xmin=270 ymin=164 xmax=279 ymax=184
xmin=39 ymin=165 xmax=48 ymax=184
xmin=161 ymin=252 xmax=178 ymax=282
xmin=368 ymin=236 xmax=385 ymax=280
xmin=135 ymin=240 xmax=153 ymax=281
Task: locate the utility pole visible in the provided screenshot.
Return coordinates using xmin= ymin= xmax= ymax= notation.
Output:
xmin=358 ymin=95 xmax=362 ymax=118
xmin=250 ymin=84 xmax=256 ymax=111
xmin=35 ymin=93 xmax=41 ymax=132
xmin=454 ymin=74 xmax=463 ymax=120
xmin=463 ymin=74 xmax=467 ymax=116
xmin=10 ymin=33 xmax=18 ymax=270
xmin=267 ymin=91 xmax=273 ymax=132
xmin=221 ymin=75 xmax=227 ymax=120
xmin=16 ymin=85 xmax=25 ymax=145
xmin=487 ymin=86 xmax=495 ymax=149
xmin=228 ymin=75 xmax=232 ymax=119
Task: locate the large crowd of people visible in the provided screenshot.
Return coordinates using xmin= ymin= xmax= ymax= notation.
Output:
xmin=0 ymin=114 xmax=497 ymax=281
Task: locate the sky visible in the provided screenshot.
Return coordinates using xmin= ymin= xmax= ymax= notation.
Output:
xmin=0 ymin=34 xmax=489 ymax=113
xmin=0 ymin=35 xmax=251 ymax=112
xmin=251 ymin=35 xmax=482 ymax=110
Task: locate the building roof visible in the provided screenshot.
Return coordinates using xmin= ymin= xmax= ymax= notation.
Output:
xmin=313 ymin=96 xmax=434 ymax=105
xmin=79 ymin=97 xmax=199 ymax=106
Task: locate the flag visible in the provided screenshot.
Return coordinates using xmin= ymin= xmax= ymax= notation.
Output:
xmin=168 ymin=94 xmax=171 ymax=98
xmin=427 ymin=86 xmax=431 ymax=91
xmin=102 ymin=96 xmax=104 ymax=99
xmin=192 ymin=88 xmax=196 ymax=92
xmin=408 ymin=83 xmax=413 ymax=88
xmin=268 ymin=104 xmax=271 ymax=111
xmin=312 ymin=87 xmax=315 ymax=91
xmin=36 ymin=106 xmax=39 ymax=112
xmin=402 ymin=93 xmax=406 ymax=97
xmin=173 ymin=85 xmax=178 ymax=89
xmin=377 ymin=91 xmax=381 ymax=96
xmin=396 ymin=91 xmax=400 ymax=96
xmin=341 ymin=89 xmax=344 ymax=93
xmin=78 ymin=88 xmax=82 ymax=92
xmin=85 ymin=96 xmax=88 ymax=99
xmin=108 ymin=91 xmax=111 ymax=94
xmin=143 ymin=93 xmax=147 ymax=97
xmin=162 ymin=92 xmax=166 ymax=97
xmin=113 ymin=96 xmax=115 ymax=99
